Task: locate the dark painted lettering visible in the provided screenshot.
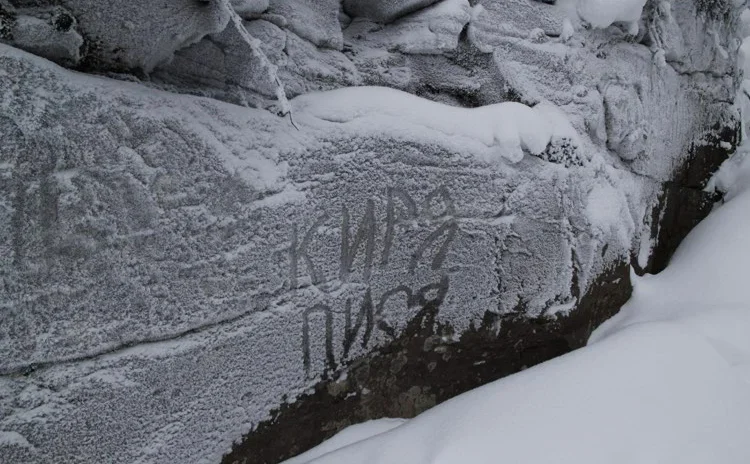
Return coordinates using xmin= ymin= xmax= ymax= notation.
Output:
xmin=296 ymin=186 xmax=459 ymax=376
xmin=343 ymin=289 xmax=375 ymax=359
xmin=423 ymin=186 xmax=455 ymax=219
xmin=289 ymin=214 xmax=329 ymax=290
xmin=410 ymin=220 xmax=458 ymax=273
xmin=302 ymin=304 xmax=335 ymax=376
xmin=381 ymin=188 xmax=418 ymax=266
xmin=375 ymin=285 xmax=414 ymax=339
xmin=340 ymin=199 xmax=376 ymax=282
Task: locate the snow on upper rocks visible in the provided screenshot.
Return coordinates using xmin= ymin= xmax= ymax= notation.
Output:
xmin=469 ymin=0 xmax=572 ymax=41
xmin=343 ymin=0 xmax=473 ymax=55
xmin=343 ymin=0 xmax=442 ymax=24
xmin=66 ymin=0 xmax=232 ymax=73
xmin=267 ymin=0 xmax=343 ymax=50
xmin=293 ymin=86 xmax=581 ymax=164
xmin=7 ymin=14 xmax=84 ymax=67
xmin=576 ymin=0 xmax=647 ymax=31
xmin=231 ymin=0 xmax=269 ymax=18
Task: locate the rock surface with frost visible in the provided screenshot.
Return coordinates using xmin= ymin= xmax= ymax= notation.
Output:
xmin=343 ymin=0 xmax=443 ymax=24
xmin=0 ymin=0 xmax=743 ymax=463
xmin=0 ymin=0 xmax=233 ymax=72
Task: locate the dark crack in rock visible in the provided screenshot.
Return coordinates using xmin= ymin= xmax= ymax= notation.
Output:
xmin=640 ymin=120 xmax=740 ymax=274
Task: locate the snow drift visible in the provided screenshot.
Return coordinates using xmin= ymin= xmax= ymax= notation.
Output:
xmin=293 ymin=86 xmax=580 ymax=164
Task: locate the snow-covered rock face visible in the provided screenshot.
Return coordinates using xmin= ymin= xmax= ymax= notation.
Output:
xmin=267 ymin=0 xmax=343 ymax=50
xmin=232 ymin=0 xmax=269 ymax=19
xmin=0 ymin=0 xmax=232 ymax=72
xmin=577 ymin=0 xmax=649 ymax=31
xmin=0 ymin=1 xmax=744 ymax=463
xmin=343 ymin=0 xmax=443 ymax=24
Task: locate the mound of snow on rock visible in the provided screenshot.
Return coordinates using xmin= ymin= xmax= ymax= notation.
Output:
xmin=283 ymin=419 xmax=407 ymax=464
xmin=577 ymin=0 xmax=648 ymax=30
xmin=293 ymin=86 xmax=580 ymax=164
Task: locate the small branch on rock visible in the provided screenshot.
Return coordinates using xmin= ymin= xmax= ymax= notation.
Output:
xmin=225 ymin=0 xmax=297 ymax=129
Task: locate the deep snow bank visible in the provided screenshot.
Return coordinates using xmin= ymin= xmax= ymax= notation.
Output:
xmin=281 ymin=321 xmax=750 ymax=464
xmin=576 ymin=0 xmax=648 ymax=30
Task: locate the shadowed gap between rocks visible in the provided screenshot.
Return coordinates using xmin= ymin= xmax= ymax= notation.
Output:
xmin=637 ymin=121 xmax=738 ymax=275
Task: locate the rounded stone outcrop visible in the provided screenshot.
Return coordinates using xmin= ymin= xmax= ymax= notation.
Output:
xmin=343 ymin=0 xmax=442 ymax=24
xmin=2 ymin=0 xmax=233 ymax=73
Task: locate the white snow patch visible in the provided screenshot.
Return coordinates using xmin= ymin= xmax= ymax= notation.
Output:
xmin=561 ymin=18 xmax=576 ymax=42
xmin=585 ymin=180 xmax=632 ymax=249
xmin=545 ymin=299 xmax=577 ymax=317
xmin=0 ymin=431 xmax=33 ymax=449
xmin=293 ymin=86 xmax=580 ymax=164
xmin=282 ymin=419 xmax=407 ymax=464
xmin=637 ymin=228 xmax=653 ymax=269
xmin=283 ymin=321 xmax=750 ymax=464
xmin=577 ymin=0 xmax=647 ymax=30
xmin=710 ymin=146 xmax=750 ymax=201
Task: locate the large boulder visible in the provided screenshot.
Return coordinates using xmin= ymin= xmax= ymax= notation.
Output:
xmin=0 ymin=0 xmax=743 ymax=463
xmin=343 ymin=0 xmax=442 ymax=24
xmin=266 ymin=0 xmax=343 ymax=49
xmin=154 ymin=16 xmax=287 ymax=107
xmin=3 ymin=11 xmax=83 ymax=66
xmin=0 ymin=0 xmax=232 ymax=73
xmin=232 ymin=0 xmax=269 ymax=18
xmin=344 ymin=0 xmax=472 ymax=55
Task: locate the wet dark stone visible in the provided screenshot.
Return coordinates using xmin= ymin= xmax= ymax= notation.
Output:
xmin=54 ymin=12 xmax=74 ymax=32
xmin=640 ymin=122 xmax=738 ymax=274
xmin=222 ymin=262 xmax=632 ymax=464
xmin=0 ymin=4 xmax=15 ymax=41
